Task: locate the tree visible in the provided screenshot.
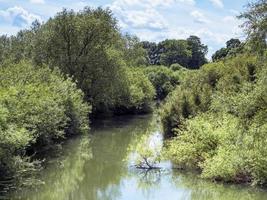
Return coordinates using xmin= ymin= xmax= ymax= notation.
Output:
xmin=32 ymin=7 xmax=124 ymax=112
xmin=0 ymin=35 xmax=9 ymax=64
xmin=119 ymin=34 xmax=148 ymax=66
xmin=142 ymin=41 xmax=161 ymax=65
xmin=212 ymin=38 xmax=242 ymax=61
xmin=159 ymin=39 xmax=192 ymax=67
xmin=212 ymin=47 xmax=229 ymax=61
xmin=0 ymin=29 xmax=35 ymax=64
xmin=144 ymin=66 xmax=180 ymax=99
xmin=0 ymin=7 xmax=155 ymax=114
xmin=142 ymin=37 xmax=208 ymax=69
xmin=226 ymin=38 xmax=241 ymax=49
xmin=239 ymin=0 xmax=267 ymax=53
xmin=187 ymin=35 xmax=208 ymax=69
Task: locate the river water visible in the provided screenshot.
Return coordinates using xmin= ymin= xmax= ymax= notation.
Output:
xmin=7 ymin=114 xmax=267 ymax=200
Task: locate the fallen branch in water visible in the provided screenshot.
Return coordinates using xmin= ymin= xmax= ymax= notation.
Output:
xmin=134 ymin=156 xmax=161 ymax=169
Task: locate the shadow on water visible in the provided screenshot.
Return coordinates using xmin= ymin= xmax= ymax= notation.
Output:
xmin=5 ymin=114 xmax=267 ymax=200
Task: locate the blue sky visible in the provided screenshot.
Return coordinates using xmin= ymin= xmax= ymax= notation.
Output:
xmin=0 ymin=0 xmax=250 ymax=58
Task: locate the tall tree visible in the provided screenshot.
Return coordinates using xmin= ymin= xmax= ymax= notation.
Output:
xmin=239 ymin=0 xmax=267 ymax=53
xmin=142 ymin=41 xmax=161 ymax=65
xmin=187 ymin=35 xmax=208 ymax=69
xmin=0 ymin=35 xmax=9 ymax=64
xmin=32 ymin=7 xmax=126 ymax=112
xmin=159 ymin=39 xmax=192 ymax=67
xmin=119 ymin=34 xmax=148 ymax=66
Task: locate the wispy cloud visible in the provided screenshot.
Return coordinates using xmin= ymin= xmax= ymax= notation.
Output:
xmin=190 ymin=10 xmax=210 ymax=24
xmin=29 ymin=0 xmax=45 ymax=4
xmin=0 ymin=6 xmax=41 ymax=27
xmin=110 ymin=0 xmax=170 ymax=31
xmin=209 ymin=0 xmax=224 ymax=8
xmin=175 ymin=0 xmax=195 ymax=6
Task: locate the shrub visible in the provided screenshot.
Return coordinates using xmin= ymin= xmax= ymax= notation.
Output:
xmin=0 ymin=60 xmax=91 ymax=176
xmin=170 ymin=63 xmax=186 ymax=71
xmin=162 ymin=54 xmax=267 ymax=185
xmin=114 ymin=67 xmax=155 ymax=114
xmin=143 ymin=66 xmax=180 ymax=100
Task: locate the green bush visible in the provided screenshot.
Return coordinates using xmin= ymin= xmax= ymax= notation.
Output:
xmin=162 ymin=54 xmax=267 ymax=185
xmin=160 ymin=63 xmax=218 ymax=137
xmin=161 ymin=54 xmax=260 ymax=137
xmin=165 ymin=113 xmax=241 ymax=170
xmin=114 ymin=67 xmax=155 ymax=114
xmin=143 ymin=66 xmax=180 ymax=100
xmin=170 ymin=63 xmax=186 ymax=71
xmin=0 ymin=61 xmax=91 ymax=176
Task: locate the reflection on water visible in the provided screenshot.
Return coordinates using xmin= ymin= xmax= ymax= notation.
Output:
xmin=8 ymin=114 xmax=267 ymax=200
xmin=171 ymin=171 xmax=267 ymax=200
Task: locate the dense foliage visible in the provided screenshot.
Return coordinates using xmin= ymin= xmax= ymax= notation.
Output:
xmin=0 ymin=61 xmax=90 ymax=179
xmin=113 ymin=67 xmax=155 ymax=114
xmin=142 ymin=35 xmax=207 ymax=69
xmin=162 ymin=54 xmax=267 ymax=185
xmin=0 ymin=7 xmax=157 ymax=186
xmin=212 ymin=38 xmax=244 ymax=61
xmin=143 ymin=65 xmax=186 ymax=100
xmin=238 ymin=0 xmax=267 ymax=53
xmin=0 ymin=8 xmax=155 ymax=114
xmin=0 ymin=0 xmax=266 ymax=191
xmin=161 ymin=1 xmax=267 ymax=185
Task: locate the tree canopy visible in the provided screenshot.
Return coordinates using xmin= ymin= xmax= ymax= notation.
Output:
xmin=239 ymin=0 xmax=267 ymax=53
xmin=212 ymin=38 xmax=243 ymax=61
xmin=142 ymin=36 xmax=207 ymax=69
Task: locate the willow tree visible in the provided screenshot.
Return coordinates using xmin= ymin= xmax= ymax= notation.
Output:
xmin=32 ymin=7 xmax=129 ymax=112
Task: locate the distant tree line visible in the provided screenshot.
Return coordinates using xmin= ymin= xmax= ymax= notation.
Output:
xmin=142 ymin=35 xmax=208 ymax=69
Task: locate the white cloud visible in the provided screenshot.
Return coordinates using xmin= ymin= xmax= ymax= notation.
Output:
xmin=110 ymin=0 xmax=195 ymax=10
xmin=111 ymin=0 xmax=172 ymax=9
xmin=0 ymin=25 xmax=21 ymax=36
xmin=0 ymin=0 xmax=242 ymax=60
xmin=195 ymin=28 xmax=230 ymax=45
xmin=110 ymin=0 xmax=197 ymax=31
xmin=209 ymin=0 xmax=224 ymax=8
xmin=126 ymin=9 xmax=167 ymax=29
xmin=176 ymin=0 xmax=195 ymax=5
xmin=0 ymin=6 xmax=41 ymax=27
xmin=134 ymin=26 xmax=231 ymax=46
xmin=29 ymin=0 xmax=45 ymax=4
xmin=221 ymin=15 xmax=243 ymax=36
xmin=229 ymin=9 xmax=239 ymax=15
xmin=110 ymin=0 xmax=170 ymax=30
xmin=222 ymin=16 xmax=236 ymax=23
xmin=145 ymin=0 xmax=174 ymax=7
xmin=115 ymin=8 xmax=168 ymax=30
xmin=190 ymin=10 xmax=210 ymax=24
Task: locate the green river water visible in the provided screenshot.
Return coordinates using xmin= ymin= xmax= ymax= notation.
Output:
xmin=5 ymin=114 xmax=267 ymax=200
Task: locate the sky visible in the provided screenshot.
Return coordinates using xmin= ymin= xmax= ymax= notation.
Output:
xmin=0 ymin=0 xmax=251 ymax=58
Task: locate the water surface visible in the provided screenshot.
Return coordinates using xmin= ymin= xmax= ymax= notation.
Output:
xmin=8 ymin=114 xmax=267 ymax=200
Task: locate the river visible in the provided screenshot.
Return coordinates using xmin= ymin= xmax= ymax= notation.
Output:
xmin=5 ymin=114 xmax=267 ymax=200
